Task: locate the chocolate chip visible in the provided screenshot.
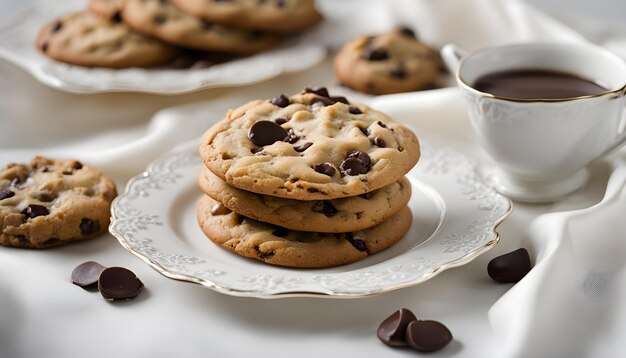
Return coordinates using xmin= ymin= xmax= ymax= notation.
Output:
xmin=377 ymin=121 xmax=387 ymax=128
xmin=364 ymin=47 xmax=388 ymax=61
xmin=283 ymin=129 xmax=300 ymax=144
xmin=303 ymin=86 xmax=330 ymax=98
xmin=72 ymin=261 xmax=107 ymax=288
xmin=211 ymin=203 xmax=232 ymax=216
xmin=22 ymin=204 xmax=49 ymax=219
xmin=0 ymin=190 xmax=14 ymax=200
xmin=349 ymin=106 xmax=362 ymax=115
xmin=345 ymin=233 xmax=368 ymax=252
xmin=112 ymin=10 xmax=122 ymax=23
xmin=313 ymin=162 xmax=336 ymax=176
xmin=250 ymin=147 xmax=263 ymax=154
xmin=80 ymin=218 xmax=100 ymax=236
xmin=330 ymin=96 xmax=349 ymax=104
xmin=272 ymin=227 xmax=289 ymax=237
xmin=41 ymin=42 xmax=48 ymax=53
xmin=153 ymin=14 xmax=167 ymax=25
xmin=377 ymin=308 xmax=418 ymax=347
xmin=294 ymin=142 xmax=313 ymax=152
xmin=340 ymin=151 xmax=371 ymax=176
xmin=406 ymin=320 xmax=453 ymax=352
xmin=488 ymin=248 xmax=532 ymax=283
xmin=72 ymin=161 xmax=83 ymax=170
xmin=14 ymin=235 xmax=28 ymax=246
xmin=270 ymin=94 xmax=290 ymax=108
xmin=398 ymin=26 xmax=417 ymax=38
xmin=359 ymin=127 xmax=368 ymax=136
xmin=274 ymin=117 xmax=288 ymax=125
xmin=33 ymin=190 xmax=55 ymax=202
xmin=311 ymin=97 xmax=335 ymax=107
xmin=313 ymin=202 xmax=338 ymax=217
xmin=248 ymin=120 xmax=288 ymax=146
xmin=52 ymin=21 xmax=63 ymax=33
xmin=390 ymin=64 xmax=407 ymax=79
xmin=98 ymin=267 xmax=144 ymax=301
xmin=374 ymin=137 xmax=386 ymax=147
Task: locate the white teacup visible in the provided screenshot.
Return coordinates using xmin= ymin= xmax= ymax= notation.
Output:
xmin=441 ymin=42 xmax=626 ymax=203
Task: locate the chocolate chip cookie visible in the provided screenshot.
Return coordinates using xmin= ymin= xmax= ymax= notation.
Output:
xmin=197 ymin=195 xmax=411 ymax=268
xmin=121 ymin=0 xmax=281 ymax=54
xmin=334 ymin=27 xmax=441 ymax=95
xmin=198 ymin=166 xmax=411 ymax=232
xmin=171 ymin=0 xmax=322 ymax=32
xmin=0 ymin=157 xmax=117 ymax=249
xmin=36 ymin=12 xmax=178 ymax=68
xmin=199 ymin=87 xmax=420 ymax=200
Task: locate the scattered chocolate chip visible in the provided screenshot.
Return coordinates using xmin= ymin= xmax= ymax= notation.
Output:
xmin=41 ymin=42 xmax=49 ymax=53
xmin=374 ymin=137 xmax=386 ymax=147
xmin=349 ymin=106 xmax=362 ymax=115
xmin=248 ymin=120 xmax=289 ymax=146
xmin=488 ymin=248 xmax=532 ymax=283
xmin=272 ymin=227 xmax=289 ymax=237
xmin=331 ymin=96 xmax=349 ymax=104
xmin=398 ymin=26 xmax=417 ymax=38
xmin=283 ymin=129 xmax=300 ymax=144
xmin=294 ymin=142 xmax=313 ymax=152
xmin=390 ymin=64 xmax=407 ymax=79
xmin=80 ymin=218 xmax=100 ymax=236
xmin=52 ymin=21 xmax=63 ymax=33
xmin=270 ymin=94 xmax=290 ymax=108
xmin=364 ymin=47 xmax=388 ymax=61
xmin=377 ymin=308 xmax=418 ymax=347
xmin=303 ymin=86 xmax=330 ymax=98
xmin=345 ymin=233 xmax=368 ymax=252
xmin=313 ymin=202 xmax=338 ymax=217
xmin=274 ymin=117 xmax=288 ymax=125
xmin=377 ymin=121 xmax=387 ymax=128
xmin=313 ymin=162 xmax=336 ymax=176
xmin=98 ymin=267 xmax=144 ymax=301
xmin=340 ymin=151 xmax=371 ymax=176
xmin=72 ymin=261 xmax=107 ymax=288
xmin=211 ymin=203 xmax=232 ymax=216
xmin=0 ymin=190 xmax=14 ymax=200
xmin=112 ymin=10 xmax=122 ymax=23
xmin=406 ymin=320 xmax=453 ymax=352
xmin=22 ymin=204 xmax=49 ymax=219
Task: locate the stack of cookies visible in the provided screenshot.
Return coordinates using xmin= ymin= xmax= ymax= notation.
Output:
xmin=36 ymin=0 xmax=322 ymax=69
xmin=196 ymin=87 xmax=420 ymax=268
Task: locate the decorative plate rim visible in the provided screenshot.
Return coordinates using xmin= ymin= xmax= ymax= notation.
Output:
xmin=109 ymin=140 xmax=512 ymax=299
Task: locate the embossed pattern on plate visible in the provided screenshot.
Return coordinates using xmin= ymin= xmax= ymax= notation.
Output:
xmin=0 ymin=0 xmax=325 ymax=94
xmin=110 ymin=139 xmax=511 ymax=298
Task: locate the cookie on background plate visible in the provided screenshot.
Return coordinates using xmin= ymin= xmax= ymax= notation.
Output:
xmin=171 ymin=0 xmax=322 ymax=32
xmin=0 ymin=157 xmax=117 ymax=249
xmin=197 ymin=196 xmax=412 ymax=268
xmin=36 ymin=12 xmax=178 ymax=68
xmin=199 ymin=87 xmax=421 ymax=200
xmin=121 ymin=0 xmax=281 ymax=54
xmin=334 ymin=27 xmax=441 ymax=95
xmin=198 ymin=166 xmax=411 ymax=233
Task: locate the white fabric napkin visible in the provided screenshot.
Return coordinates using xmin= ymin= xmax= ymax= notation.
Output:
xmin=1 ymin=0 xmax=626 ymax=357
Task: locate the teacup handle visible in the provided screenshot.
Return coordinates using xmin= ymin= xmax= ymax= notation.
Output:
xmin=596 ymin=85 xmax=626 ymax=159
xmin=440 ymin=44 xmax=469 ymax=75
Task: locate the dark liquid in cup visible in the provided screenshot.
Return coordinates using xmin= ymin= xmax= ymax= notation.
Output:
xmin=472 ymin=69 xmax=608 ymax=99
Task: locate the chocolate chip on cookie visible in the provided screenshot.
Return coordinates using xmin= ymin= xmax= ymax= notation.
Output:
xmin=340 ymin=151 xmax=371 ymax=176
xmin=248 ymin=120 xmax=289 ymax=146
xmin=270 ymin=94 xmax=291 ymax=108
xmin=313 ymin=162 xmax=336 ymax=177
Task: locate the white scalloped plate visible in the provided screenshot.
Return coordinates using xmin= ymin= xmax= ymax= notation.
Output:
xmin=109 ymin=139 xmax=511 ymax=298
xmin=0 ymin=0 xmax=325 ymax=94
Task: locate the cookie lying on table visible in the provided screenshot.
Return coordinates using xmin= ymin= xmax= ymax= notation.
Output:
xmin=334 ymin=27 xmax=441 ymax=95
xmin=0 ymin=157 xmax=117 ymax=249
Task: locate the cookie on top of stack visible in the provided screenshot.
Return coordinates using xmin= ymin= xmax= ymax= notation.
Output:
xmin=197 ymin=87 xmax=420 ymax=268
xmin=36 ymin=0 xmax=322 ymax=68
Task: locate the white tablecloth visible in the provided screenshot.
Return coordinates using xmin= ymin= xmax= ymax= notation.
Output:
xmin=2 ymin=1 xmax=626 ymax=357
